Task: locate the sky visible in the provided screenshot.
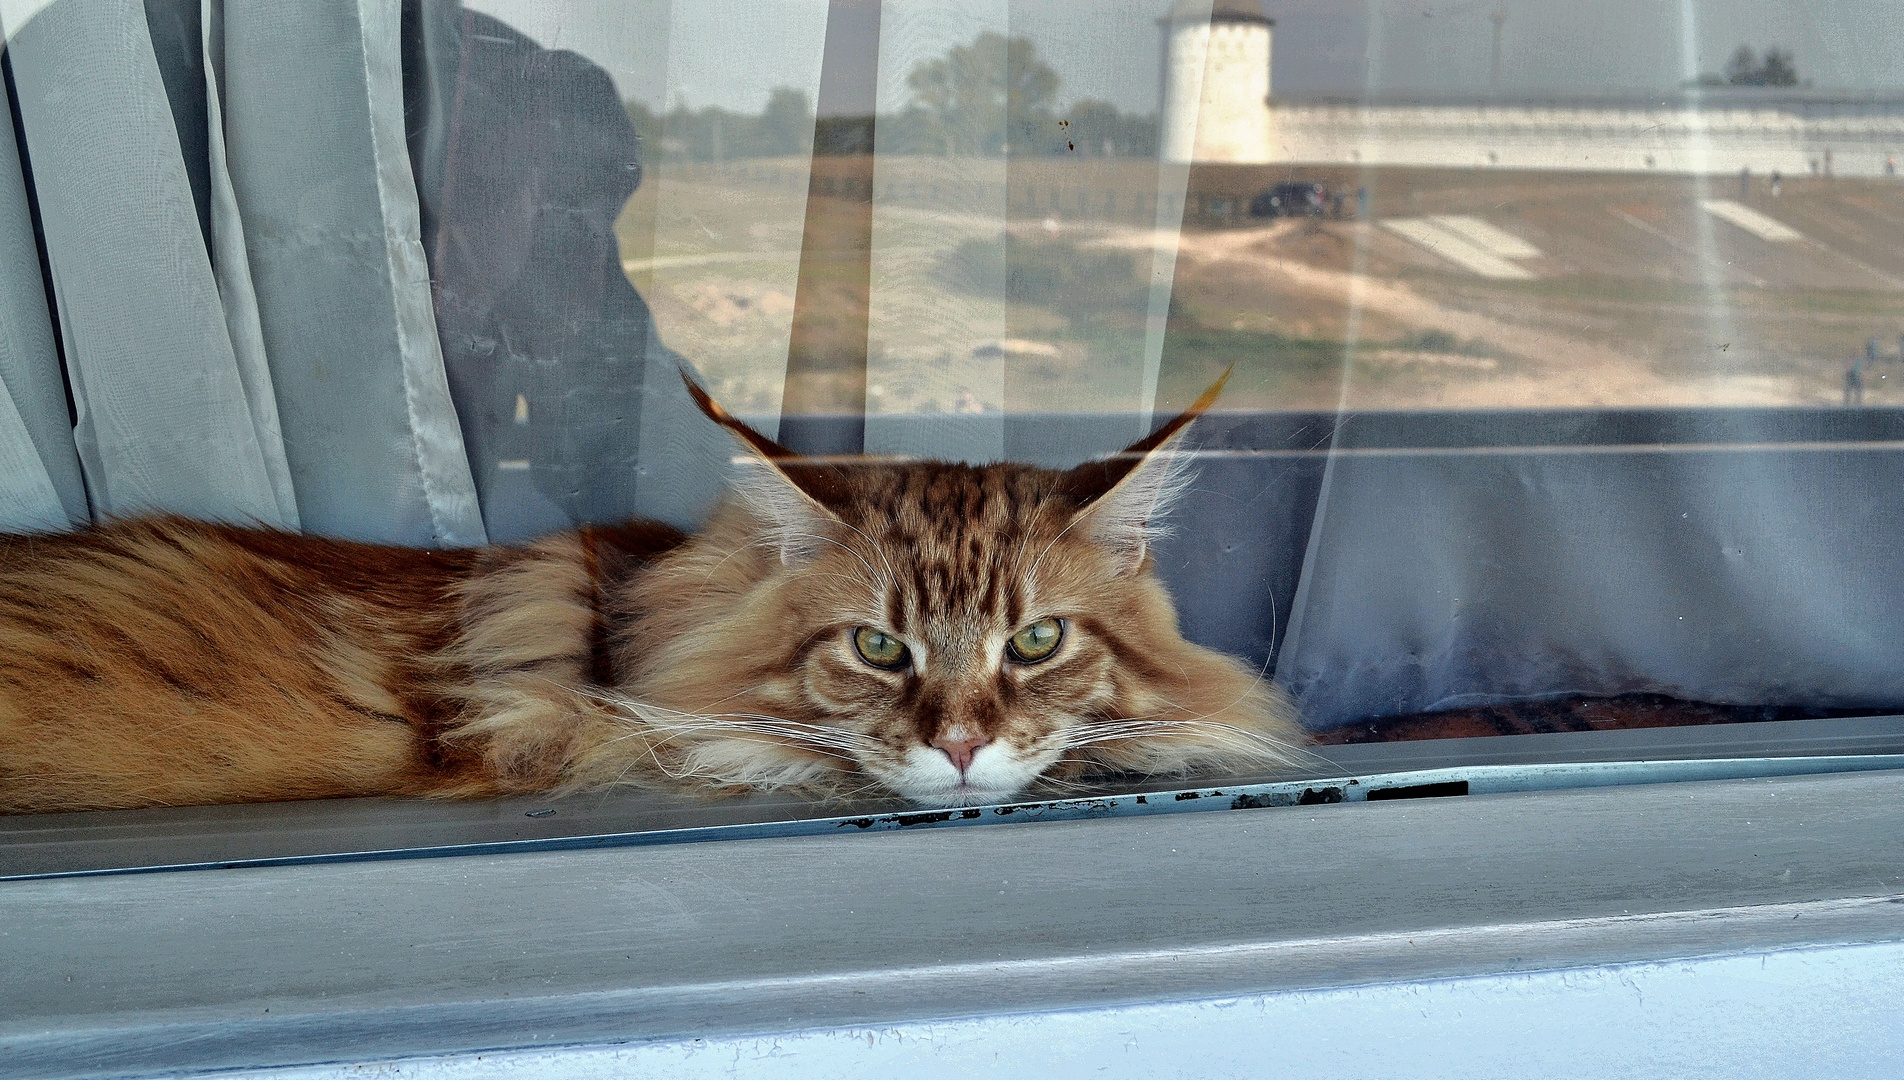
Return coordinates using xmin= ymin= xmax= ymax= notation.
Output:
xmin=468 ymin=0 xmax=1904 ymax=114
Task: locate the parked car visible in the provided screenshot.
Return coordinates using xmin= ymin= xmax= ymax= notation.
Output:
xmin=1250 ymin=181 xmax=1327 ymax=218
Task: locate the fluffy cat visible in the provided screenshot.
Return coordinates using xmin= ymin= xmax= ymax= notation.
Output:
xmin=0 ymin=372 xmax=1300 ymax=813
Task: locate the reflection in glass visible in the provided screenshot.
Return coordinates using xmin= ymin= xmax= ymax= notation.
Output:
xmin=581 ymin=1 xmax=1904 ymax=426
xmin=429 ymin=0 xmax=1904 ymax=733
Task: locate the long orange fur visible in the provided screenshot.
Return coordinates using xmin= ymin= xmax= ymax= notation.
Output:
xmin=0 ymin=374 xmax=1301 ymax=813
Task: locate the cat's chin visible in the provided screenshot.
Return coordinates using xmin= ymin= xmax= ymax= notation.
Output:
xmin=901 ymin=783 xmax=1023 ymax=809
xmin=875 ymin=744 xmax=1050 ymax=807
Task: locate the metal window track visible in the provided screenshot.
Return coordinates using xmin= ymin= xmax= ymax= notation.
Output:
xmin=6 ymin=714 xmax=1902 ymax=881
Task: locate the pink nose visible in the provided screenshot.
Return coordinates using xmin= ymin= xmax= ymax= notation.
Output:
xmin=932 ymin=735 xmax=990 ymax=773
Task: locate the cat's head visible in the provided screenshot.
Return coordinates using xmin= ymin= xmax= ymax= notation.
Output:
xmin=617 ymin=370 xmax=1300 ymax=805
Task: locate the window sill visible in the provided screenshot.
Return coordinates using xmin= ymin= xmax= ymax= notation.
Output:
xmin=4 ymin=713 xmax=1900 ymax=880
xmin=3 ymin=730 xmax=1902 ymax=1078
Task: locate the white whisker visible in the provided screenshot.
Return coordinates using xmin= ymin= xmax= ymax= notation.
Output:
xmin=571 ymin=687 xmax=881 ymax=760
xmin=1025 ymin=510 xmax=1087 ymax=582
xmin=831 ymin=518 xmax=900 ymax=591
xmin=1043 ymin=715 xmax=1313 ymax=768
xmin=804 ymin=532 xmax=889 ymax=593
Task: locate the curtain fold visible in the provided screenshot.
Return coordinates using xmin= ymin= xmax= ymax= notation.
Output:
xmin=0 ymin=65 xmax=86 ymax=533
xmin=217 ymin=0 xmax=483 ymax=546
xmin=199 ymin=0 xmax=298 ymax=529
xmin=864 ymin=1 xmax=1008 ymax=466
xmin=4 ymin=0 xmax=293 ymax=528
xmin=0 ymin=389 xmax=63 ymax=533
xmin=1275 ymin=446 xmax=1904 ymax=727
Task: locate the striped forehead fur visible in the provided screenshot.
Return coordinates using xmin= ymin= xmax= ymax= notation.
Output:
xmin=823 ymin=462 xmax=1051 ymax=627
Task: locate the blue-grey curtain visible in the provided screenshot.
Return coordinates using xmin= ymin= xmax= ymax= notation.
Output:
xmin=401 ymin=0 xmax=732 ymax=543
xmin=217 ymin=0 xmax=483 ymax=544
xmin=1272 ymin=439 xmax=1904 ymax=727
xmin=0 ymin=0 xmax=488 ymax=545
xmin=5 ymin=0 xmax=296 ymax=530
xmin=0 ymin=68 xmax=86 ymax=534
xmin=0 ymin=0 xmax=730 ymax=546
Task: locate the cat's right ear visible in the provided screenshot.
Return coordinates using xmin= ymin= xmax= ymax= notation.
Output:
xmin=680 ymin=366 xmax=843 ymax=565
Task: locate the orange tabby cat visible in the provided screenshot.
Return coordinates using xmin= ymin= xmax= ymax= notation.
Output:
xmin=0 ymin=373 xmax=1300 ymax=813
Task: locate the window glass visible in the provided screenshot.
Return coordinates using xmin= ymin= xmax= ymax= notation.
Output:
xmin=443 ymin=0 xmax=1904 ymax=736
xmin=0 ymin=0 xmax=1900 ymax=839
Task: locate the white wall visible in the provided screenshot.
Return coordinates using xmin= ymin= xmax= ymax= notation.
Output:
xmin=1268 ymin=101 xmax=1904 ymax=177
xmin=1163 ymin=20 xmax=1273 ymax=164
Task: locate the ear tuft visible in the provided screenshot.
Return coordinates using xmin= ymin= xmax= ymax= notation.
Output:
xmin=1070 ymin=434 xmax=1198 ymax=575
xmin=679 ymin=364 xmax=800 ymax=462
xmin=1059 ymin=366 xmax=1229 ymax=574
xmin=682 ymin=364 xmax=858 ymax=525
xmin=729 ymin=457 xmax=837 ymax=566
xmin=680 ymin=367 xmax=846 ymax=565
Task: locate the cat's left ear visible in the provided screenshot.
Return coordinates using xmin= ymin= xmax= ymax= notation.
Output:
xmin=1059 ymin=366 xmax=1231 ymax=575
xmin=678 ymin=364 xmax=803 ymax=463
xmin=680 ymin=366 xmax=848 ymax=565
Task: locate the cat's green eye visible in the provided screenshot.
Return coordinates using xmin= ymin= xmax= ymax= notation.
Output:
xmin=1006 ymin=618 xmax=1064 ymax=664
xmin=853 ymin=627 xmax=911 ymax=670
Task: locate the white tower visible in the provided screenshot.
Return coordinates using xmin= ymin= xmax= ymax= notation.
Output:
xmin=1160 ymin=0 xmax=1275 ymax=164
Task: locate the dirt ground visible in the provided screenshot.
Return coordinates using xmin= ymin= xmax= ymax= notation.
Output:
xmin=618 ymin=160 xmax=1904 ymax=416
